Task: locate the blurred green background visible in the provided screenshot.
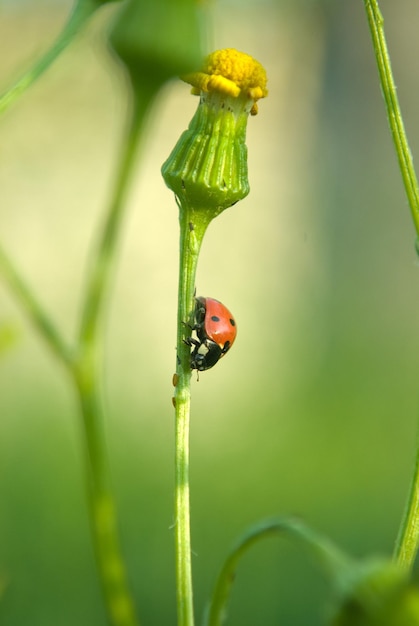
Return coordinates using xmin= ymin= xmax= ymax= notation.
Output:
xmin=1 ymin=0 xmax=419 ymax=624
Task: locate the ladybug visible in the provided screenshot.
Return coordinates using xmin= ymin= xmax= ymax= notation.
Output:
xmin=186 ymin=297 xmax=237 ymax=371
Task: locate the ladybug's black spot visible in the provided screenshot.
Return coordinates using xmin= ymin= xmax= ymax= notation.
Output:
xmin=223 ymin=340 xmax=231 ymax=353
xmin=230 ymin=318 xmax=236 ymax=326
xmin=211 ymin=315 xmax=220 ymax=323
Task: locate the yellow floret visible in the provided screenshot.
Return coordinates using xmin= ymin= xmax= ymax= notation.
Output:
xmin=182 ymin=48 xmax=268 ymax=111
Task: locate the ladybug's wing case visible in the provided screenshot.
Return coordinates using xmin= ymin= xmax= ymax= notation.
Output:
xmin=203 ymin=298 xmax=237 ymax=349
xmin=189 ymin=296 xmax=237 ymax=371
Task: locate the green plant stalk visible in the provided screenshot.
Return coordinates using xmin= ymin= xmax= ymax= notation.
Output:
xmin=72 ymin=88 xmax=159 ymax=626
xmin=0 ymin=0 xmax=99 ymax=116
xmin=77 ymin=92 xmax=150 ymax=346
xmin=75 ymin=366 xmax=139 ymax=626
xmin=1 ymin=0 xmax=173 ymax=617
xmin=162 ymin=67 xmax=265 ymax=624
xmin=0 ymin=84 xmax=156 ymax=624
xmin=174 ymin=204 xmax=214 ymax=626
xmin=364 ymin=0 xmax=419 ymax=236
xmin=364 ymin=0 xmax=419 ymax=571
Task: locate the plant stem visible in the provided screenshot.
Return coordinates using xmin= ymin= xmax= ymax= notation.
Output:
xmin=1 ymin=0 xmax=168 ymax=614
xmin=0 ymin=0 xmax=98 ymax=116
xmin=73 ymin=88 xmax=158 ymax=626
xmin=75 ymin=362 xmax=139 ymax=626
xmin=0 ymin=78 xmax=157 ymax=623
xmin=77 ymin=93 xmax=150 ymax=346
xmin=174 ymin=207 xmax=213 ymax=626
xmin=0 ymin=242 xmax=72 ymax=364
xmin=364 ymin=0 xmax=419 ymax=237
xmin=364 ymin=0 xmax=419 ymax=571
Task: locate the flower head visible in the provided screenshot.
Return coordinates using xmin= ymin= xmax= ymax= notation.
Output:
xmin=162 ymin=48 xmax=268 ymax=215
xmin=183 ymin=48 xmax=268 ymax=115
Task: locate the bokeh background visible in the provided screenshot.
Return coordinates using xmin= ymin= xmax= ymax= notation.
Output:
xmin=1 ymin=0 xmax=419 ymax=624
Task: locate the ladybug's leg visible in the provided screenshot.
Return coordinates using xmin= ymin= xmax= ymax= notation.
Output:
xmin=185 ymin=318 xmax=204 ymax=333
xmin=183 ymin=336 xmax=201 ymax=348
xmin=182 ymin=320 xmax=195 ymax=331
xmin=182 ymin=319 xmax=203 ymax=334
xmin=195 ymin=301 xmax=206 ymax=323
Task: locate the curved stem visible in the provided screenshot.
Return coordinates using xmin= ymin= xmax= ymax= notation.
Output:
xmin=0 ymin=0 xmax=98 ymax=116
xmin=364 ymin=0 xmax=419 ymax=571
xmin=203 ymin=517 xmax=352 ymax=626
xmin=174 ymin=207 xmax=213 ymax=626
xmin=393 ymin=442 xmax=419 ymax=572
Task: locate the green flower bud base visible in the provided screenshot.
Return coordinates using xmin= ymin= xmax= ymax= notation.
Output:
xmin=162 ymin=91 xmax=251 ymax=215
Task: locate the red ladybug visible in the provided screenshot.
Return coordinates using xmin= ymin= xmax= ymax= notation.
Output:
xmin=187 ymin=297 xmax=237 ymax=371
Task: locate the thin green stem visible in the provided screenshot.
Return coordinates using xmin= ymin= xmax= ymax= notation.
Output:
xmin=364 ymin=0 xmax=419 ymax=572
xmin=364 ymin=0 xmax=419 ymax=237
xmin=174 ymin=207 xmax=213 ymax=626
xmin=0 ymin=0 xmax=98 ymax=116
xmin=0 ymin=242 xmax=72 ymax=365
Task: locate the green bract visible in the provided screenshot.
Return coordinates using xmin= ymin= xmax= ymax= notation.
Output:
xmin=161 ymin=91 xmax=250 ymax=214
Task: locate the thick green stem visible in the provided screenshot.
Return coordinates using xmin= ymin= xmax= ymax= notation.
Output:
xmin=0 ymin=0 xmax=98 ymax=116
xmin=174 ymin=206 xmax=213 ymax=626
xmin=72 ymin=88 xmax=158 ymax=626
xmin=1 ymin=1 xmax=172 ymax=616
xmin=75 ymin=357 xmax=139 ymax=626
xmin=0 ymin=77 xmax=157 ymax=624
xmin=78 ymin=93 xmax=151 ymax=346
xmin=364 ymin=0 xmax=419 ymax=572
